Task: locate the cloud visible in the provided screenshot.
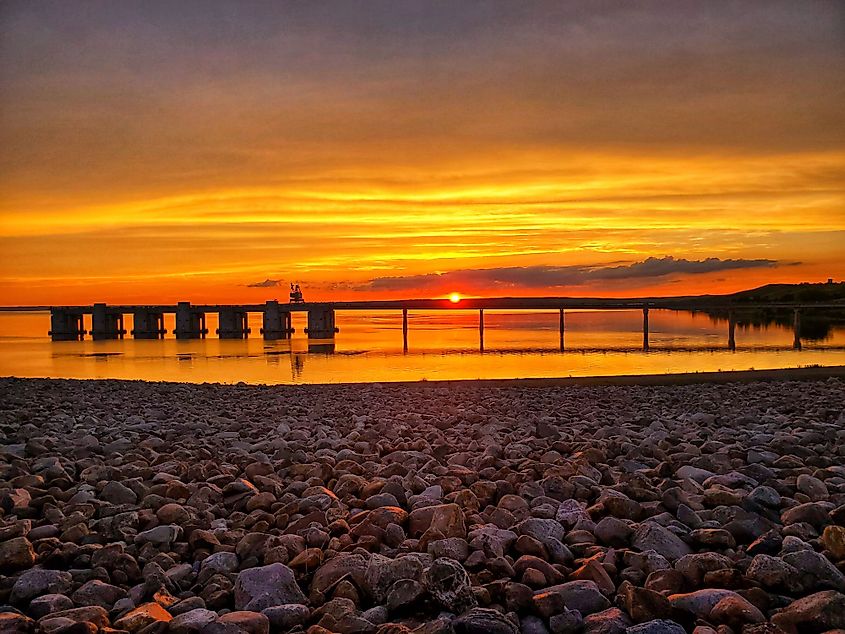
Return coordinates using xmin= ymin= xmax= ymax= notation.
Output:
xmin=247 ymin=278 xmax=283 ymax=288
xmin=366 ymin=256 xmax=785 ymax=291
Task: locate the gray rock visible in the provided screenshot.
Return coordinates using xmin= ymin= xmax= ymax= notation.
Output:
xmin=453 ymin=608 xmax=519 ymax=634
xmin=632 ymin=523 xmax=691 ymax=562
xmin=10 ymin=569 xmax=73 ymax=604
xmin=234 ymin=563 xmax=306 ymax=611
xmin=423 ymin=558 xmax=477 ymax=614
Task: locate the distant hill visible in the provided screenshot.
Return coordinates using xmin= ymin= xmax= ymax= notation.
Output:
xmin=725 ymin=281 xmax=845 ymax=304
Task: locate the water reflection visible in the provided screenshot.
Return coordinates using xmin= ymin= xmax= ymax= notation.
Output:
xmin=1 ymin=309 xmax=843 ymax=384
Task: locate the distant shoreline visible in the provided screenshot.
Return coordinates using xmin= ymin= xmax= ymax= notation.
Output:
xmin=2 ymin=364 xmax=843 ymax=389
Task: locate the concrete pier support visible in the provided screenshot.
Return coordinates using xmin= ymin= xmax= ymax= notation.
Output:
xmin=793 ymin=309 xmax=802 ymax=350
xmin=217 ymin=309 xmax=251 ymax=339
xmin=642 ymin=306 xmax=650 ymax=351
xmin=91 ymin=303 xmax=126 ymax=340
xmin=728 ymin=312 xmax=736 ymax=350
xmin=49 ymin=308 xmax=86 ymax=341
xmin=402 ymin=308 xmax=408 ymax=352
xmin=260 ymin=301 xmax=293 ymax=340
xmin=479 ymin=309 xmax=485 ymax=352
xmin=175 ymin=302 xmax=208 ymax=339
xmin=559 ymin=308 xmax=565 ymax=351
xmin=132 ymin=310 xmax=166 ymax=339
xmin=305 ymin=308 xmax=338 ymax=339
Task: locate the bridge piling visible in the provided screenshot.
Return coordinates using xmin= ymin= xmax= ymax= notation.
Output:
xmin=49 ymin=308 xmax=86 ymax=341
xmin=175 ymin=302 xmax=208 ymax=339
xmin=479 ymin=309 xmax=484 ymax=352
xmin=793 ymin=309 xmax=802 ymax=350
xmin=642 ymin=306 xmax=650 ymax=351
xmin=91 ymin=303 xmax=126 ymax=340
xmin=132 ymin=310 xmax=166 ymax=339
xmin=402 ymin=308 xmax=408 ymax=352
xmin=305 ymin=308 xmax=338 ymax=339
xmin=217 ymin=308 xmax=250 ymax=339
xmin=559 ymin=308 xmax=565 ymax=351
xmin=261 ymin=300 xmax=293 ymax=340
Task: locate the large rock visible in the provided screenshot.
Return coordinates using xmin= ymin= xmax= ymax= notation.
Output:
xmin=408 ymin=503 xmax=466 ymax=538
xmin=0 ymin=537 xmax=35 ymax=571
xmin=771 ymin=590 xmax=845 ymax=633
xmin=71 ymin=579 xmax=127 ymax=609
xmin=423 ymin=558 xmax=477 ymax=614
xmin=10 ymin=569 xmax=73 ymax=604
xmin=632 ymin=523 xmax=691 ymax=562
xmin=782 ymin=548 xmax=845 ymax=591
xmin=453 ymin=608 xmax=519 ymax=634
xmin=668 ymin=589 xmax=751 ymax=619
xmin=168 ymin=608 xmax=218 ymax=634
xmin=534 ymin=581 xmax=610 ymax=616
xmin=234 ymin=563 xmax=306 ymax=611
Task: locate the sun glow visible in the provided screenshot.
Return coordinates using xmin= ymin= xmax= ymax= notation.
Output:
xmin=449 ymin=293 xmax=461 ymax=303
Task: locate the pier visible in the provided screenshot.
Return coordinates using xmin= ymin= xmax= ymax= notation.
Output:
xmin=41 ymin=297 xmax=844 ymax=351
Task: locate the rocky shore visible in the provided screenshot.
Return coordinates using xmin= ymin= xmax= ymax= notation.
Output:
xmin=1 ymin=376 xmax=844 ymax=634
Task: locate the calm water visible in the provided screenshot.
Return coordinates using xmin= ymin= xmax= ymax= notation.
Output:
xmin=0 ymin=310 xmax=843 ymax=384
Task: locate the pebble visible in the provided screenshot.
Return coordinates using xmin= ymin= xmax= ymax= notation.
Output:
xmin=0 ymin=375 xmax=843 ymax=632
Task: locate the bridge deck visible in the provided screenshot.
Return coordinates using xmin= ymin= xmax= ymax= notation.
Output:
xmin=37 ymin=298 xmax=845 ymax=314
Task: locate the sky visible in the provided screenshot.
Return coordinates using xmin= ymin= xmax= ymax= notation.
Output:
xmin=1 ymin=1 xmax=844 ymax=305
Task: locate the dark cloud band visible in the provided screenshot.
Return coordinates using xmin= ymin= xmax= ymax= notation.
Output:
xmin=365 ymin=256 xmax=785 ymax=291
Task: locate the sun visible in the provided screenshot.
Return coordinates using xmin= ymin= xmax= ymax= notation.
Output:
xmin=449 ymin=293 xmax=461 ymax=303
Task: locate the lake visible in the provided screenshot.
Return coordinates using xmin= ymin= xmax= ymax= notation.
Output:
xmin=0 ymin=309 xmax=843 ymax=384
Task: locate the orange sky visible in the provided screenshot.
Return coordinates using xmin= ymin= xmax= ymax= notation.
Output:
xmin=1 ymin=1 xmax=843 ymax=305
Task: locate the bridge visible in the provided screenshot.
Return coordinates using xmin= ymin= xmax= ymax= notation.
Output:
xmin=44 ymin=297 xmax=844 ymax=351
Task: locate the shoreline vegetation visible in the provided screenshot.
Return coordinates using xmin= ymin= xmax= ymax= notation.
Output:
xmin=1 ymin=374 xmax=844 ymax=632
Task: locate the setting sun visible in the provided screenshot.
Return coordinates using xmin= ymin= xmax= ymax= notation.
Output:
xmin=449 ymin=293 xmax=461 ymax=303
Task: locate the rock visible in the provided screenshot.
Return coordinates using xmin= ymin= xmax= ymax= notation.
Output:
xmin=38 ymin=606 xmax=110 ymax=630
xmin=548 ymin=608 xmax=584 ymax=634
xmin=423 ymin=558 xmax=477 ymax=613
xmin=746 ymin=554 xmax=800 ymax=590
xmin=0 ymin=612 xmax=34 ymax=633
xmin=113 ymin=602 xmax=173 ymax=631
xmin=625 ymin=620 xmax=686 ymax=634
xmin=135 ymin=524 xmax=182 ymax=546
xmin=453 ymin=608 xmax=519 ymax=634
xmin=261 ymin=604 xmax=310 ymax=630
xmin=408 ymin=503 xmax=466 ymax=538
xmin=10 ymin=569 xmax=73 ymax=604
xmin=216 ymin=610 xmax=270 ymax=634
xmin=782 ymin=548 xmax=845 ymax=591
xmin=747 ymin=486 xmax=781 ymax=507
xmin=595 ymin=517 xmax=632 ymax=546
xmin=770 ymin=590 xmax=845 ymax=633
xmin=632 ymin=523 xmax=691 ymax=562
xmin=0 ymin=537 xmax=35 ymax=571
xmin=796 ymin=474 xmax=828 ymax=501
xmin=28 ymin=594 xmax=74 ymax=619
xmin=668 ymin=589 xmax=747 ymax=619
xmin=101 ymin=480 xmax=138 ymax=504
xmin=536 ymin=581 xmax=610 ymax=616
xmin=71 ymin=580 xmax=126 ymax=609
xmin=821 ymin=525 xmax=845 ymax=560
xmin=168 ymin=608 xmax=218 ymax=634
xmin=709 ymin=594 xmax=765 ymax=625
xmin=201 ymin=551 xmax=240 ymax=574
xmin=583 ymin=607 xmax=631 ymax=633
xmin=387 ymin=579 xmax=425 ymax=612
xmin=234 ymin=563 xmax=306 ymax=611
